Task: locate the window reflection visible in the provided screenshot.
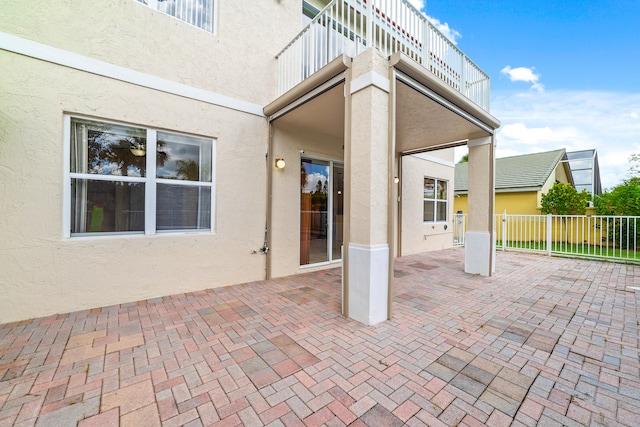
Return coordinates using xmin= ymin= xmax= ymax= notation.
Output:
xmin=71 ymin=120 xmax=146 ymax=177
xmin=156 ymin=132 xmax=212 ymax=182
xmin=71 ymin=180 xmax=145 ymax=233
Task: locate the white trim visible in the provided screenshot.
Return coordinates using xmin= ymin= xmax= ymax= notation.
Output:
xmin=347 ymin=242 xmax=389 ymax=252
xmin=63 ymin=116 xmax=72 ymax=238
xmin=145 ymin=129 xmax=157 ymax=235
xmin=347 ymin=243 xmax=389 ymax=325
xmin=350 ymin=71 xmax=390 ymax=95
xmin=210 ymin=142 xmax=217 ymax=232
xmin=467 ymin=136 xmax=492 ymax=147
xmin=464 ymin=231 xmax=495 ymax=276
xmin=0 ymin=32 xmax=264 ymax=117
xmin=411 ymin=153 xmax=455 ymax=167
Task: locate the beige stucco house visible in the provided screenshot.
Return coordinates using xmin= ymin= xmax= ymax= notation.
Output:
xmin=0 ymin=0 xmax=499 ymax=324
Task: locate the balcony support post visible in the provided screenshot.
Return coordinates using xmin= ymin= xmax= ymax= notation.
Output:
xmin=344 ymin=48 xmax=393 ymax=325
xmin=465 ymin=136 xmax=496 ymax=276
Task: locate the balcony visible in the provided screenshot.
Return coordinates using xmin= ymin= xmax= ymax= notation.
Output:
xmin=276 ymin=0 xmax=490 ymax=111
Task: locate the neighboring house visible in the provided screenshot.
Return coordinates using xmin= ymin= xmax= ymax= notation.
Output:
xmin=0 ymin=0 xmax=500 ymax=325
xmin=455 ymin=148 xmax=601 ymax=215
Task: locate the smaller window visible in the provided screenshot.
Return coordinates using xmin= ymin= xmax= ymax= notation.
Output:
xmin=424 ymin=177 xmax=448 ymax=222
xmin=137 ymin=0 xmax=215 ymax=33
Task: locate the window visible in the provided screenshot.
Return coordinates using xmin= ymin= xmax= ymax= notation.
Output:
xmin=423 ymin=177 xmax=448 ymax=222
xmin=137 ymin=0 xmax=215 ymax=33
xmin=67 ymin=117 xmax=214 ymax=236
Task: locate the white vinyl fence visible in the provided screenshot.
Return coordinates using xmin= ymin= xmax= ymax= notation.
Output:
xmin=455 ymin=213 xmax=640 ymax=263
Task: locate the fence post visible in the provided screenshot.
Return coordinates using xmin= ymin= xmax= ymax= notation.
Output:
xmin=546 ymin=214 xmax=552 ymax=256
xmin=502 ymin=209 xmax=507 ymax=251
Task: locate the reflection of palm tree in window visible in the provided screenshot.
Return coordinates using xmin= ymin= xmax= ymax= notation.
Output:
xmin=86 ymin=128 xmax=169 ymax=176
xmin=175 ymin=159 xmax=199 ymax=181
xmin=301 ymin=163 xmax=308 ymax=190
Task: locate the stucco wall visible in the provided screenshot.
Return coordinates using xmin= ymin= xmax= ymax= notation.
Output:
xmin=400 ymin=151 xmax=455 ymax=255
xmin=0 ymin=51 xmax=270 ymax=323
xmin=269 ymin=125 xmax=344 ymax=278
xmin=0 ymin=0 xmax=300 ymax=105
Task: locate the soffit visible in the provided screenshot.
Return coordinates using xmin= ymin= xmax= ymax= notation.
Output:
xmin=269 ymin=82 xmax=345 ymax=139
xmin=395 ymin=77 xmax=495 ymax=153
xmin=391 ymin=52 xmax=500 ymax=154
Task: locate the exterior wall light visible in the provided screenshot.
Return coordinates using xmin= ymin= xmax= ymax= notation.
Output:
xmin=394 ymin=177 xmax=400 ymax=184
xmin=130 ymin=143 xmax=146 ymax=157
xmin=275 ymin=158 xmax=286 ymax=169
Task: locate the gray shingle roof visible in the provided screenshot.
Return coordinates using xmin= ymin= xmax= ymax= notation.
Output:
xmin=455 ymin=148 xmax=567 ymax=193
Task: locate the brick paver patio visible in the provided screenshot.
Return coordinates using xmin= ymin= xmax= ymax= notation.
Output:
xmin=1 ymin=249 xmax=639 ymax=426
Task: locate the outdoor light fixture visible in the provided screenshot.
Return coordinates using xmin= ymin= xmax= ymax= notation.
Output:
xmin=130 ymin=143 xmax=146 ymax=157
xmin=394 ymin=177 xmax=400 ymax=184
xmin=275 ymin=158 xmax=286 ymax=169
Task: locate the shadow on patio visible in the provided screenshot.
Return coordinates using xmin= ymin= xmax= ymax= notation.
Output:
xmin=1 ymin=249 xmax=638 ymax=426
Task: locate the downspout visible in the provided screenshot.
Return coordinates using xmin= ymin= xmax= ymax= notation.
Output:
xmin=265 ymin=122 xmax=274 ymax=280
xmin=397 ymin=156 xmax=403 ymax=257
xmin=387 ymin=67 xmax=397 ymax=320
xmin=342 ymin=67 xmax=352 ymax=318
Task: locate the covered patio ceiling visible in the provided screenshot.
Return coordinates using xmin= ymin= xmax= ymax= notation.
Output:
xmin=269 ymin=81 xmax=345 ymax=139
xmin=265 ymin=53 xmax=500 ymax=152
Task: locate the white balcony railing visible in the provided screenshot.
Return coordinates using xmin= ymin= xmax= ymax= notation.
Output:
xmin=276 ymin=0 xmax=490 ymax=110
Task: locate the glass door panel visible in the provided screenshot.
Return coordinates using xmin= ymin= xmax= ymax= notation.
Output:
xmin=332 ymin=164 xmax=344 ymax=261
xmin=301 ymin=159 xmax=330 ymax=265
xmin=300 ymin=159 xmax=344 ymax=266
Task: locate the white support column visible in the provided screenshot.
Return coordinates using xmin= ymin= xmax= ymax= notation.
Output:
xmin=348 ymin=243 xmax=389 ymax=324
xmin=465 ymin=136 xmax=496 ymax=276
xmin=345 ymin=48 xmax=392 ymax=325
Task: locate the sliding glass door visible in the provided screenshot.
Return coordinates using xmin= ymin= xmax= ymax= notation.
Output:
xmin=300 ymin=158 xmax=344 ymax=266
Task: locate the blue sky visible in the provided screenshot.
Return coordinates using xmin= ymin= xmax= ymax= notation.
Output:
xmin=410 ymin=0 xmax=640 ymax=189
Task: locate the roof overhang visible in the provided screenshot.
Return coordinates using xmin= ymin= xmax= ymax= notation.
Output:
xmin=390 ymin=52 xmax=500 ymax=154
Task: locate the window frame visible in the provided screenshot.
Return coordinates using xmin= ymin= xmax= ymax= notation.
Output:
xmin=137 ymin=0 xmax=217 ymax=34
xmin=423 ymin=177 xmax=449 ymax=223
xmin=63 ymin=115 xmax=216 ymax=238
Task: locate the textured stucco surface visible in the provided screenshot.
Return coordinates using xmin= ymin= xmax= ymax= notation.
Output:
xmin=269 ymin=125 xmax=344 ymax=278
xmin=0 ymin=0 xmax=300 ymax=105
xmin=467 ymin=138 xmax=494 ymax=232
xmin=0 ymin=51 xmax=269 ymax=323
xmin=401 ymin=152 xmax=455 ymax=255
xmin=348 ymin=50 xmax=390 ymax=246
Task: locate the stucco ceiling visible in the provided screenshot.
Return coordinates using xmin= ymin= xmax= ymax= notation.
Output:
xmin=395 ymin=80 xmax=492 ymax=153
xmin=271 ymin=83 xmax=345 ymax=139
xmin=270 ymin=76 xmax=493 ymax=152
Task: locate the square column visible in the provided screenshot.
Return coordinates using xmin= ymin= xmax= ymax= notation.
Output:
xmin=465 ymin=136 xmax=496 ymax=276
xmin=345 ymin=49 xmax=392 ymax=325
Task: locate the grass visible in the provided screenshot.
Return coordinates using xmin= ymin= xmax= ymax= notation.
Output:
xmin=496 ymin=240 xmax=640 ymax=261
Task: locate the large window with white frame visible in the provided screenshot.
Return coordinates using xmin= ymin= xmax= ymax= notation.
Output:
xmin=423 ymin=177 xmax=448 ymax=222
xmin=136 ymin=0 xmax=215 ymax=33
xmin=67 ymin=117 xmax=214 ymax=236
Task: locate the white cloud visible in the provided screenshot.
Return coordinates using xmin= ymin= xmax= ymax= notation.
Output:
xmin=402 ymin=0 xmax=461 ymax=45
xmin=426 ymin=16 xmax=462 ymax=45
xmin=492 ymin=90 xmax=640 ymax=189
xmin=501 ymin=66 xmax=544 ymax=92
xmin=406 ymin=0 xmax=425 ymax=12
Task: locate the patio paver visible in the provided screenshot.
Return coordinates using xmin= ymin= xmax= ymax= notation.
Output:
xmin=1 ymin=249 xmax=639 ymax=426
